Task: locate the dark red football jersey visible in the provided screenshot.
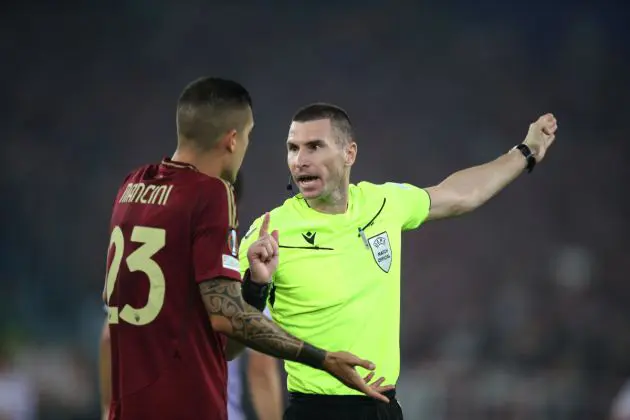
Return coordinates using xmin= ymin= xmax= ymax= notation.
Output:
xmin=104 ymin=158 xmax=241 ymax=420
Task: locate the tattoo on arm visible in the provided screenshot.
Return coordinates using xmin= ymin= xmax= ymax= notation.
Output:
xmin=199 ymin=279 xmax=326 ymax=369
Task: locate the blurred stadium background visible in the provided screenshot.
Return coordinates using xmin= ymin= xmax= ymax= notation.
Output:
xmin=1 ymin=1 xmax=629 ymax=419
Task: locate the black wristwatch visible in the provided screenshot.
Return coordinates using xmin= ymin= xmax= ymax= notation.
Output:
xmin=241 ymin=269 xmax=271 ymax=311
xmin=514 ymin=143 xmax=536 ymax=173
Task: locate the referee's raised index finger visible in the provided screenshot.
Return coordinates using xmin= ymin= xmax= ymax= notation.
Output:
xmin=259 ymin=212 xmax=270 ymax=237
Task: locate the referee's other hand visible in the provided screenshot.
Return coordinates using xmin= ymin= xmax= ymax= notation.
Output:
xmin=322 ymin=351 xmax=395 ymax=403
xmin=523 ymin=113 xmax=558 ymax=162
xmin=247 ymin=212 xmax=279 ymax=283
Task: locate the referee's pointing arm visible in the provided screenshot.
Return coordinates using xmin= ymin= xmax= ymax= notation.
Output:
xmin=424 ymin=113 xmax=558 ymax=220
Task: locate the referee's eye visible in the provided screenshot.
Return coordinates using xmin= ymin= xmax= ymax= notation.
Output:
xmin=307 ymin=140 xmax=325 ymax=150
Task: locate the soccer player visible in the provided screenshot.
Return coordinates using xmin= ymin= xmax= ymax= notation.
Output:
xmin=228 ymin=175 xmax=283 ymax=420
xmin=238 ymin=103 xmax=558 ymax=420
xmin=100 ymin=81 xmax=391 ymax=420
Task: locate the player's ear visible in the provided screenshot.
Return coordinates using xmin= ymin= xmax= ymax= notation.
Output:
xmin=223 ymin=129 xmax=238 ymax=153
xmin=344 ymin=141 xmax=357 ymax=167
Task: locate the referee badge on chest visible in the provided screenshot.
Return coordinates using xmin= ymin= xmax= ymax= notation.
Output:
xmin=368 ymin=231 xmax=392 ymax=273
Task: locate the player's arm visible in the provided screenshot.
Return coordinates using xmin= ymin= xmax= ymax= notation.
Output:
xmin=200 ymin=278 xmax=393 ymax=403
xmin=248 ymin=350 xmax=283 ymax=420
xmin=224 ymin=240 xmax=273 ymax=360
xmin=213 ymin=213 xmax=314 ymax=365
xmin=98 ymin=318 xmax=111 ymax=420
xmin=424 ymin=113 xmax=557 ymax=221
xmin=194 ymin=182 xmax=324 ymax=364
xmin=201 ymin=279 xmax=326 ymax=366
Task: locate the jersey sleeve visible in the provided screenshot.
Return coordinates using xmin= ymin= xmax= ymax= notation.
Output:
xmin=383 ymin=182 xmax=431 ymax=231
xmin=237 ymin=215 xmax=264 ymax=278
xmin=192 ymin=179 xmax=242 ymax=283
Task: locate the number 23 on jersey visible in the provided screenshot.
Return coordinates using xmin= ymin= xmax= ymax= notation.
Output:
xmin=105 ymin=225 xmax=166 ymax=326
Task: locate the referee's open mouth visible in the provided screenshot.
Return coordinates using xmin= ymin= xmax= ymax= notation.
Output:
xmin=295 ymin=175 xmax=321 ymax=190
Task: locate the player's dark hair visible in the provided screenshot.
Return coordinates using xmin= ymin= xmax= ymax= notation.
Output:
xmin=292 ymin=103 xmax=354 ymax=144
xmin=176 ymin=77 xmax=252 ymax=149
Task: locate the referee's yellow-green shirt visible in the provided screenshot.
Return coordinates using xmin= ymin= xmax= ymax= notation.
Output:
xmin=238 ymin=181 xmax=431 ymax=395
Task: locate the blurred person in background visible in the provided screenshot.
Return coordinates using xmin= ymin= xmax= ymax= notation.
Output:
xmin=0 ymin=338 xmax=36 ymax=420
xmin=228 ymin=175 xmax=283 ymax=420
xmin=239 ymin=103 xmax=558 ymax=420
xmin=99 ymin=322 xmax=110 ymax=420
xmin=611 ymin=379 xmax=630 ymax=420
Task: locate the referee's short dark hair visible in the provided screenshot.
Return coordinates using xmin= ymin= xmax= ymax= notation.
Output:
xmin=176 ymin=77 xmax=252 ymax=150
xmin=292 ymin=103 xmax=354 ymax=145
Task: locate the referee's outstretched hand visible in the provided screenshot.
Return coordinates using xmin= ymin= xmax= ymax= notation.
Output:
xmin=322 ymin=351 xmax=394 ymax=403
xmin=247 ymin=212 xmax=279 ymax=284
xmin=522 ymin=113 xmax=558 ymax=163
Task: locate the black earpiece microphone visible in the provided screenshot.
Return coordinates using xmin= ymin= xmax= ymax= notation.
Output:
xmin=286 ymin=175 xmax=293 ymax=192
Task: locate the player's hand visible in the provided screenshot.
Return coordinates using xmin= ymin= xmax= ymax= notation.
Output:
xmin=522 ymin=113 xmax=558 ymax=163
xmin=322 ymin=351 xmax=393 ymax=403
xmin=246 ymin=212 xmax=279 ymax=284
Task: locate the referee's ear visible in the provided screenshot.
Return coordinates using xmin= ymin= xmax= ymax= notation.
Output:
xmin=344 ymin=141 xmax=357 ymax=167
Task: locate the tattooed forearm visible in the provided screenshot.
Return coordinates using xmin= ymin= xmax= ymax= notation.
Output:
xmin=199 ymin=279 xmax=326 ymax=369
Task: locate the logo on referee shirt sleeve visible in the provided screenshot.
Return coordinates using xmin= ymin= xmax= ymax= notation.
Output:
xmin=368 ymin=231 xmax=392 ymax=273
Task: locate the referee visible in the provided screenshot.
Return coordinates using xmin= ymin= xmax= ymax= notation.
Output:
xmin=238 ymin=103 xmax=558 ymax=420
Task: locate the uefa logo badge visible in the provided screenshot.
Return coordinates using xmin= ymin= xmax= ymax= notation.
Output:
xmin=368 ymin=231 xmax=392 ymax=273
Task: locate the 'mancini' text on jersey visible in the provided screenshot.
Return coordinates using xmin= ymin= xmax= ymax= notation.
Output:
xmin=118 ymin=182 xmax=173 ymax=206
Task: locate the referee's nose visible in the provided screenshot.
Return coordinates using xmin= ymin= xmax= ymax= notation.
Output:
xmin=294 ymin=149 xmax=311 ymax=170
